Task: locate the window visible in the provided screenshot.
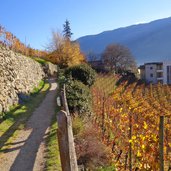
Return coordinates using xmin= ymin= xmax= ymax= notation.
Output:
xmin=157 ymin=65 xmax=163 ymax=70
xmin=150 ymin=73 xmax=153 ymax=77
xmin=150 ymin=66 xmax=153 ymax=70
xmin=157 ymin=72 xmax=163 ymax=78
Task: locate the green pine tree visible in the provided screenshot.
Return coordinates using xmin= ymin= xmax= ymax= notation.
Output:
xmin=63 ymin=19 xmax=73 ymax=40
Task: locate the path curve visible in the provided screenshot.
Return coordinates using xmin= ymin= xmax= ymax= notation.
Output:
xmin=0 ymin=78 xmax=58 ymax=171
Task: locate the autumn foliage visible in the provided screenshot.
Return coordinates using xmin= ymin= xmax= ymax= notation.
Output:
xmin=0 ymin=25 xmax=47 ymax=58
xmin=0 ymin=24 xmax=85 ymax=67
xmin=91 ymin=74 xmax=171 ymax=170
xmin=47 ymin=36 xmax=85 ymax=68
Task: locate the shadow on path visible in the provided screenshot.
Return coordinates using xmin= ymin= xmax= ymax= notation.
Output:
xmin=0 ymin=79 xmax=55 ymax=150
xmin=9 ymin=78 xmax=57 ymax=171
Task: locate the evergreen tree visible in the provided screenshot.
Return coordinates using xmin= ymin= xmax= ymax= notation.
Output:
xmin=63 ymin=19 xmax=73 ymax=40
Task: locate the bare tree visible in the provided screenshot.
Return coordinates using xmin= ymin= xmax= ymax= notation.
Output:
xmin=46 ymin=31 xmax=64 ymax=52
xmin=102 ymin=44 xmax=137 ymax=74
xmin=87 ymin=51 xmax=98 ymax=61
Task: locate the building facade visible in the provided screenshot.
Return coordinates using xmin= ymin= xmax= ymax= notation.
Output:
xmin=139 ymin=61 xmax=171 ymax=84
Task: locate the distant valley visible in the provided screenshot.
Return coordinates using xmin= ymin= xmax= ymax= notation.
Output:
xmin=77 ymin=17 xmax=171 ymax=64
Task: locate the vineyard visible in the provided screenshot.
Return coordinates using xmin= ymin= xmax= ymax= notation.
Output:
xmin=91 ymin=74 xmax=171 ymax=170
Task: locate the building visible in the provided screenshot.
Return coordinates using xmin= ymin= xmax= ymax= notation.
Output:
xmin=139 ymin=61 xmax=171 ymax=84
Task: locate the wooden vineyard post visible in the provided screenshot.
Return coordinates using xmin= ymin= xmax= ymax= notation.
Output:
xmin=57 ymin=84 xmax=78 ymax=171
xmin=125 ymin=152 xmax=128 ymax=170
xmin=159 ymin=115 xmax=164 ymax=171
xmin=61 ymin=84 xmax=70 ymax=114
xmin=102 ymin=96 xmax=105 ymax=139
xmin=129 ymin=112 xmax=132 ymax=171
xmin=57 ymin=111 xmax=70 ymax=171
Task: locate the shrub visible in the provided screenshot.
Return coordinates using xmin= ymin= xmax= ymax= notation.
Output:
xmin=65 ymin=79 xmax=92 ymax=115
xmin=57 ymin=69 xmax=67 ymax=88
xmin=65 ymin=64 xmax=96 ymax=87
xmin=75 ymin=122 xmax=113 ymax=170
xmin=72 ymin=116 xmax=84 ymax=136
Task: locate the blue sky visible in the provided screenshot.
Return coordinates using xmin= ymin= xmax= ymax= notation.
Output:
xmin=1 ymin=0 xmax=171 ymax=50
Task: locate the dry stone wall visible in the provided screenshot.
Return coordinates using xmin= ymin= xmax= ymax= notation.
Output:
xmin=0 ymin=45 xmax=45 ymax=113
xmin=44 ymin=62 xmax=58 ymax=77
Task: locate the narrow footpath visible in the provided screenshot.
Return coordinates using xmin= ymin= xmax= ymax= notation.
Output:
xmin=0 ymin=78 xmax=58 ymax=171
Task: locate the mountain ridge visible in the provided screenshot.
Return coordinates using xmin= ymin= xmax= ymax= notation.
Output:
xmin=77 ymin=17 xmax=171 ymax=64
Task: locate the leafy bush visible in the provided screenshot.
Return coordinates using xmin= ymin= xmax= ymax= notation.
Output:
xmin=57 ymin=69 xmax=67 ymax=88
xmin=66 ymin=79 xmax=92 ymax=115
xmin=65 ymin=64 xmax=96 ymax=87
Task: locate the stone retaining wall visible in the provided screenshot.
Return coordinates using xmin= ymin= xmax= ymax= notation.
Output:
xmin=0 ymin=45 xmax=45 ymax=113
xmin=44 ymin=62 xmax=58 ymax=77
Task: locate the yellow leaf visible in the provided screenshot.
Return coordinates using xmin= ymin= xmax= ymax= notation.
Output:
xmin=142 ymin=144 xmax=145 ymax=149
xmin=143 ymin=121 xmax=148 ymax=129
xmin=132 ymin=135 xmax=136 ymax=140
xmin=137 ymin=150 xmax=141 ymax=157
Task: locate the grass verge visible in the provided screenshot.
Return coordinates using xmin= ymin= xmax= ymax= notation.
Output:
xmin=45 ymin=107 xmax=61 ymax=171
xmin=0 ymin=80 xmax=50 ymax=151
xmin=33 ymin=57 xmax=48 ymax=65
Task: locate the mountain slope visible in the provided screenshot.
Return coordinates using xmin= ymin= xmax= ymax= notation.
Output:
xmin=77 ymin=17 xmax=171 ymax=64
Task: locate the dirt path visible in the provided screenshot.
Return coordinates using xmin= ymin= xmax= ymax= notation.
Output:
xmin=0 ymin=78 xmax=58 ymax=171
